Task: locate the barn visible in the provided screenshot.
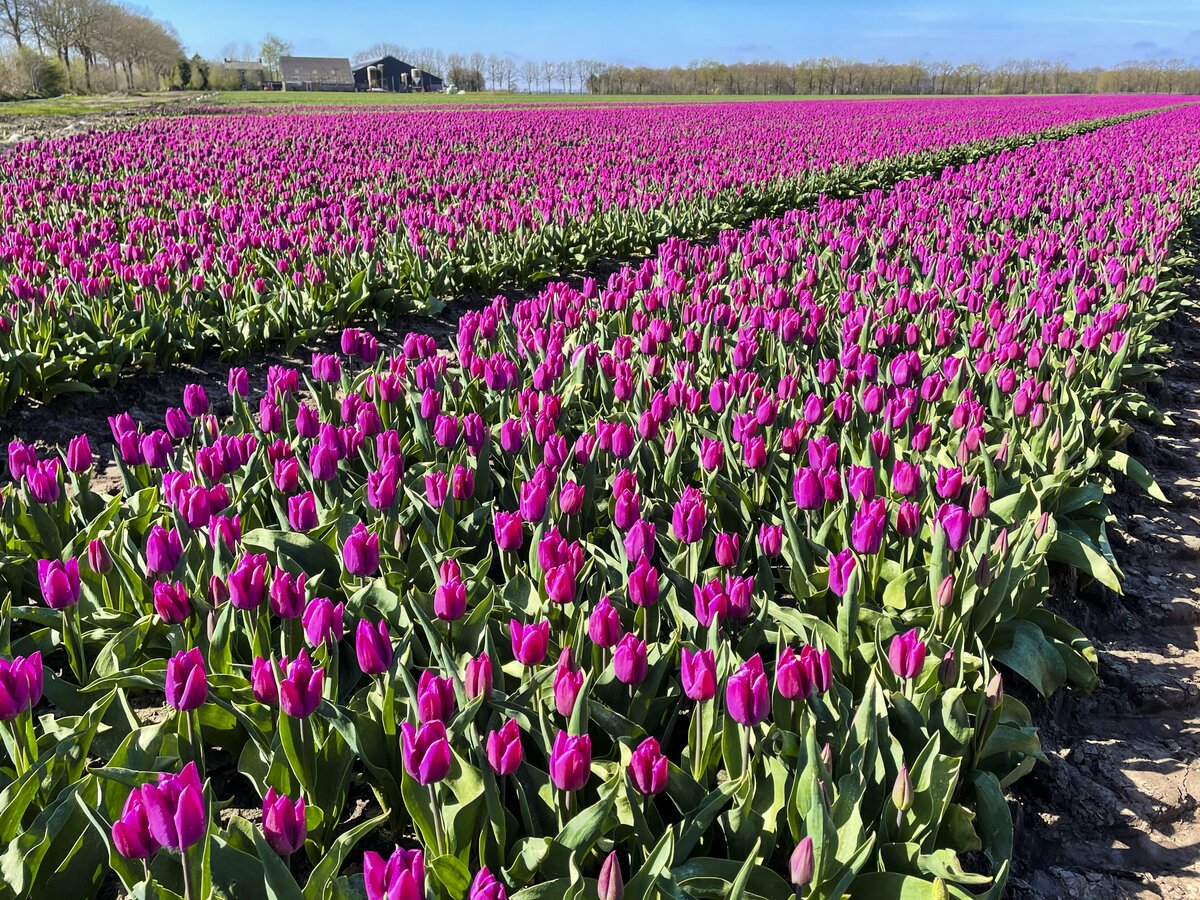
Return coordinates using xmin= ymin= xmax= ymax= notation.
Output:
xmin=352 ymin=56 xmax=444 ymax=93
xmin=279 ymin=56 xmax=355 ymax=91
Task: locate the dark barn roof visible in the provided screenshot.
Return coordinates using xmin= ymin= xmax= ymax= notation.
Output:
xmin=352 ymin=55 xmax=444 ymax=87
xmin=279 ymin=56 xmax=354 ymax=85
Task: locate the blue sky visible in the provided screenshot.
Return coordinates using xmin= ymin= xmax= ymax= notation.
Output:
xmin=151 ymin=0 xmax=1200 ymax=67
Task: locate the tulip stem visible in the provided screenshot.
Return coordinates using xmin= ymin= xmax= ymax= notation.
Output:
xmin=62 ymin=608 xmax=88 ymax=685
xmin=184 ymin=709 xmax=205 ymax=782
xmin=180 ymin=845 xmax=196 ymax=900
xmin=429 ymin=784 xmax=446 ymax=857
xmin=741 ymin=726 xmax=752 ymax=780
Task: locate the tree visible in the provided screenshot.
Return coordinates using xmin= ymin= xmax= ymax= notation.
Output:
xmin=0 ymin=0 xmax=31 ymax=47
xmin=447 ymin=64 xmax=483 ymax=91
xmin=259 ymin=32 xmax=291 ymax=79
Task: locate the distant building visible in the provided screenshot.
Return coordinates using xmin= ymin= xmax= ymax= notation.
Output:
xmin=352 ymin=56 xmax=444 ymax=93
xmin=279 ymin=56 xmax=355 ymax=91
xmin=216 ymin=59 xmax=264 ymax=89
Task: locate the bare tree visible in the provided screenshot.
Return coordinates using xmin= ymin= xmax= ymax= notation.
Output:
xmin=0 ymin=0 xmax=32 ymax=47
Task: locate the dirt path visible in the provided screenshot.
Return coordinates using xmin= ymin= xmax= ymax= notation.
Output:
xmin=1010 ymin=305 xmax=1200 ymax=898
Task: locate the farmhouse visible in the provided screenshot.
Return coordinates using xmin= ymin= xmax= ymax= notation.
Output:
xmin=215 ymin=59 xmax=264 ymax=89
xmin=279 ymin=56 xmax=355 ymax=91
xmin=352 ymin=56 xmax=445 ymax=93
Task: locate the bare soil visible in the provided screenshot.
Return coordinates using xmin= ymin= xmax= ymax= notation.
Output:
xmin=1009 ymin=306 xmax=1200 ymax=899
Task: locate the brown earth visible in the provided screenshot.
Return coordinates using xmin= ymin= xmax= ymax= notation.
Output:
xmin=1009 ymin=306 xmax=1200 ymax=899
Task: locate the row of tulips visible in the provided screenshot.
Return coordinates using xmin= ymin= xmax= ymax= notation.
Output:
xmin=0 ymin=104 xmax=1198 ymax=899
xmin=0 ymin=96 xmax=1189 ymax=414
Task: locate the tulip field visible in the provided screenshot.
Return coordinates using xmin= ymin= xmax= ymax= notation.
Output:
xmin=1 ymin=96 xmax=1199 ymax=899
xmin=0 ymin=94 xmax=1185 ymax=416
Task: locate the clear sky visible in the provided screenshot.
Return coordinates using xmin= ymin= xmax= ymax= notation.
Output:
xmin=148 ymin=0 xmax=1200 ymax=67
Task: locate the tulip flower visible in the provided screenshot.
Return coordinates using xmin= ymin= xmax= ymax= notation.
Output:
xmin=628 ymin=736 xmax=669 ymax=796
xmin=486 ymin=719 xmax=523 ymax=776
xmin=86 ymin=538 xmax=113 ymax=574
xmin=302 ymin=597 xmax=345 ymax=646
xmin=469 ymin=866 xmax=508 ymax=900
xmin=287 ymin=492 xmax=318 ymax=531
xmin=726 ymin=654 xmax=770 ymax=727
xmin=598 ymin=851 xmax=624 ymax=900
xmin=113 ymin=788 xmax=161 ymax=860
xmin=269 ymin=570 xmax=307 ymax=620
xmin=166 ymin=648 xmax=208 ymax=712
xmin=671 ymin=486 xmax=706 ymax=544
xmin=888 ymin=629 xmax=928 ymax=681
xmin=36 ymin=558 xmax=80 ymax=609
xmin=553 ymin=649 xmax=584 ymax=717
xmin=463 ymin=651 xmax=493 ymax=700
xmin=279 ymin=651 xmax=324 ymax=718
xmin=510 ymin=619 xmax=550 ymax=667
xmin=251 ymin=656 xmax=279 ymax=705
xmin=342 ymin=522 xmax=380 ymax=577
xmin=146 ymin=525 xmax=184 ymax=575
xmin=681 ymin=647 xmax=717 ymax=702
xmin=627 ymin=555 xmax=660 ymax=608
xmin=850 ymin=497 xmax=887 ymax=554
xmin=228 ymin=554 xmax=268 ymax=610
xmin=364 ymin=847 xmax=425 ymax=900
xmin=65 ymin=434 xmax=93 ymax=473
xmin=827 ymin=548 xmax=857 ymax=597
xmin=714 ymin=532 xmax=740 ymax=567
xmin=417 ymin=670 xmax=455 ymax=723
xmin=790 ymin=836 xmax=814 ymax=888
xmin=588 ymin=596 xmax=623 ymax=648
xmin=613 ymin=633 xmax=648 ymax=686
xmin=493 ymin=511 xmax=523 ymax=552
xmin=400 ymin=720 xmax=452 ymax=785
xmin=356 ymin=619 xmax=394 ymax=675
xmin=141 ymin=761 xmax=207 ymax=851
xmin=262 ymin=788 xmax=306 ymax=856
xmin=549 ymin=730 xmax=592 ymax=792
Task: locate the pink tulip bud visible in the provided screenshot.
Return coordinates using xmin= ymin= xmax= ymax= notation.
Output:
xmin=486 ymin=719 xmax=523 ymax=775
xmin=681 ymin=647 xmax=716 ymax=702
xmin=887 ymin=629 xmax=927 ymax=681
xmin=262 ymin=787 xmax=306 ymax=855
xmin=464 ymin=652 xmax=493 ymax=699
xmin=613 ymin=633 xmax=648 ymax=686
xmin=628 ymin=736 xmax=668 ymax=795
xmin=549 ymin=730 xmax=591 ymax=792
xmin=416 ymin=670 xmax=455 ymax=723
xmin=510 ymin=619 xmax=549 ymax=667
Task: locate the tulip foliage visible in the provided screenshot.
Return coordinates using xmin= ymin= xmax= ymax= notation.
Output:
xmin=1 ymin=103 xmax=1198 ymax=899
xmin=0 ymin=95 xmax=1185 ymax=415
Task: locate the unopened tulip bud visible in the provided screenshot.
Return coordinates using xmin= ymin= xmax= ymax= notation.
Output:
xmin=936 ymin=574 xmax=954 ymax=609
xmin=975 ymin=554 xmax=992 ymax=587
xmin=938 ymin=649 xmax=957 ymax=686
xmin=789 ymin=836 xmax=814 ymax=888
xmin=598 ymin=851 xmax=623 ymax=900
xmin=1034 ymin=511 xmax=1050 ymax=539
xmin=892 ymin=765 xmax=913 ymax=813
xmin=985 ymin=672 xmax=1004 ymax=709
xmin=820 ymin=742 xmax=833 ymax=770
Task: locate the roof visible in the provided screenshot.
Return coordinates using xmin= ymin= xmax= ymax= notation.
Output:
xmin=351 ymin=56 xmax=443 ymax=81
xmin=279 ymin=56 xmax=353 ymax=84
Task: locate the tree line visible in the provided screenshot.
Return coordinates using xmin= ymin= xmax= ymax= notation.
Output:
xmin=0 ymin=0 xmax=181 ymax=97
xmin=351 ymin=46 xmax=1200 ymax=96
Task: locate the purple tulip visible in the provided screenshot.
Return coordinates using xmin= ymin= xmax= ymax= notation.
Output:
xmin=262 ymin=788 xmax=306 ymax=856
xmin=140 ymin=761 xmax=207 ymax=851
xmin=146 ymin=525 xmax=183 ymax=575
xmin=302 ymin=596 xmax=345 ymax=647
xmin=790 ymin=836 xmax=814 ymax=887
xmin=86 ymin=538 xmax=113 ymax=574
xmin=934 ymin=503 xmax=971 ymax=552
xmin=850 ymin=497 xmax=887 ymax=554
xmin=510 ymin=619 xmax=549 ymax=667
xmin=627 ymin=555 xmax=660 ymax=608
xmin=588 ymin=596 xmax=623 ymax=648
xmin=251 ymin=656 xmax=279 ymax=705
xmin=792 ymin=467 xmax=824 ymax=510
xmin=287 ymin=491 xmax=318 ymax=531
xmin=269 ymin=570 xmax=307 ymax=619
xmin=183 ymin=384 xmax=209 ymax=418
xmin=356 ymin=619 xmax=393 ymax=675
xmin=36 ymin=558 xmax=80 ymax=609
xmin=0 ymin=652 xmax=42 ymax=720
xmin=228 ymin=553 xmax=269 ymax=610
xmin=469 ymin=866 xmax=508 ymax=900
xmin=486 ymin=719 xmax=523 ymax=775
xmin=464 ymin=652 xmax=493 ymax=699
xmin=888 ymin=629 xmax=928 ymax=681
xmin=400 ymin=720 xmax=452 ymax=785
xmin=681 ymin=647 xmax=717 ymax=702
xmin=166 ymin=647 xmax=208 ymax=712
xmin=493 ymin=511 xmax=523 ymax=552
xmin=671 ymin=486 xmax=706 ymax=544
xmin=343 ymin=522 xmax=380 ymax=577
xmin=112 ymin=789 xmax=160 ymax=860
xmin=628 ymin=736 xmax=669 ymax=796
xmin=65 ymin=434 xmax=93 ymax=473
xmin=598 ymin=851 xmax=624 ymax=900
xmin=279 ymin=651 xmax=324 ymax=718
xmin=827 ymin=548 xmax=857 ymax=597
xmin=548 ymin=730 xmax=592 ymax=792
xmin=553 ymin=648 xmax=584 ymax=717
xmin=726 ymin=654 xmax=770 ymax=727
xmin=757 ymin=524 xmax=783 ymax=558
xmin=417 ymin=670 xmax=455 ymax=723
xmin=364 ymin=847 xmax=425 ymax=900
xmin=613 ymin=633 xmax=648 ymax=686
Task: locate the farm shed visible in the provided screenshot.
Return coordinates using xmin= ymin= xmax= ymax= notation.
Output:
xmin=352 ymin=56 xmax=444 ymax=93
xmin=279 ymin=56 xmax=355 ymax=91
